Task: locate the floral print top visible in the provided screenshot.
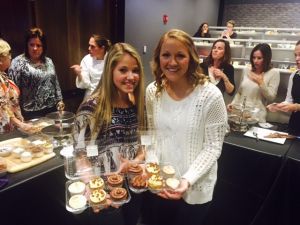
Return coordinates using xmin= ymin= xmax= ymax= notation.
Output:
xmin=0 ymin=72 xmax=23 ymax=133
xmin=8 ymin=54 xmax=63 ymax=112
xmin=73 ymin=96 xmax=139 ymax=173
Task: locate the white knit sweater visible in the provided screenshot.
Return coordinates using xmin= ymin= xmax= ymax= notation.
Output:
xmin=146 ymin=81 xmax=227 ymax=204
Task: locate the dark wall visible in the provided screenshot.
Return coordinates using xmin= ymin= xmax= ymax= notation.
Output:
xmin=223 ymin=1 xmax=300 ymax=27
xmin=0 ymin=0 xmax=31 ymax=57
xmin=0 ymin=0 xmax=124 ymax=92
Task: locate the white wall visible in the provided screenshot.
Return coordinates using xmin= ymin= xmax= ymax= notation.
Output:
xmin=125 ymin=0 xmax=220 ymax=84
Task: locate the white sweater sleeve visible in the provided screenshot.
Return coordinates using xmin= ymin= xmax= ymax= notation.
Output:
xmin=259 ymin=68 xmax=280 ymax=102
xmin=76 ymin=56 xmax=91 ymax=89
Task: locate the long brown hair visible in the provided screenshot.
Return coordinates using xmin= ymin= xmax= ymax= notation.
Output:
xmin=91 ymin=43 xmax=145 ymax=134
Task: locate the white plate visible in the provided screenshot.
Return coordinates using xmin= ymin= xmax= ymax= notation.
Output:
xmin=258 ymin=122 xmax=273 ymax=129
xmin=244 ymin=127 xmax=287 ymax=144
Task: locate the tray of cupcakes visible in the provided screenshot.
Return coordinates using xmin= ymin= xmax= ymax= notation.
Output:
xmin=146 ymin=162 xmax=181 ymax=193
xmin=65 ymin=173 xmax=131 ymax=214
xmin=126 ymin=161 xmax=181 ymax=194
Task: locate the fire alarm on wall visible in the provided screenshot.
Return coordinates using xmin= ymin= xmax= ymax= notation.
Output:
xmin=163 ymin=14 xmax=168 ymax=25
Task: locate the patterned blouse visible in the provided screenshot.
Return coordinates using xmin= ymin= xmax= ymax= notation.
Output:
xmin=73 ymin=96 xmax=139 ymax=173
xmin=0 ymin=72 xmax=23 ymax=133
xmin=8 ymin=54 xmax=63 ymax=112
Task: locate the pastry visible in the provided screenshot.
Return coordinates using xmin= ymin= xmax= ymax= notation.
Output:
xmin=20 ymin=151 xmax=33 ymax=163
xmin=89 ymin=189 xmax=107 ymax=204
xmin=146 ymin=162 xmax=160 ymax=175
xmin=89 ymin=177 xmax=105 ymax=189
xmin=148 ymin=174 xmax=163 ymax=190
xmin=12 ymin=147 xmax=25 ymax=159
xmin=128 ymin=163 xmax=143 ymax=175
xmin=107 ymin=174 xmax=124 ymax=189
xmin=130 ymin=174 xmax=148 ymax=189
xmin=165 ymin=178 xmax=180 ymax=190
xmin=68 ymin=181 xmax=86 ymax=195
xmin=0 ymin=146 xmax=12 ymax=157
xmin=110 ymin=187 xmax=127 ymax=202
xmin=27 ymin=145 xmax=44 ymax=158
xmin=69 ymin=194 xmax=87 ymax=209
xmin=162 ymin=165 xmax=175 ymax=178
xmin=264 ymin=132 xmax=296 ymax=139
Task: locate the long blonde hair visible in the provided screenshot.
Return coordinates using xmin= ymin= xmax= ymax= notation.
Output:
xmin=150 ymin=29 xmax=207 ymax=95
xmin=91 ymin=43 xmax=145 ymax=134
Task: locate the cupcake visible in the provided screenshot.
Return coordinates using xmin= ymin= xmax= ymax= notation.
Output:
xmin=145 ymin=162 xmax=160 ymax=176
xmin=89 ymin=177 xmax=105 ymax=190
xmin=0 ymin=146 xmax=12 ymax=157
xmin=20 ymin=151 xmax=33 ymax=163
xmin=162 ymin=165 xmax=175 ymax=178
xmin=165 ymin=177 xmax=180 ymax=190
xmin=89 ymin=189 xmax=107 ymax=205
xmin=148 ymin=174 xmax=163 ymax=190
xmin=110 ymin=187 xmax=127 ymax=202
xmin=107 ymin=174 xmax=124 ymax=189
xmin=130 ymin=174 xmax=148 ymax=189
xmin=69 ymin=194 xmax=87 ymax=210
xmin=28 ymin=145 xmax=44 ymax=158
xmin=68 ymin=181 xmax=86 ymax=195
xmin=12 ymin=147 xmax=25 ymax=159
xmin=128 ymin=163 xmax=143 ymax=176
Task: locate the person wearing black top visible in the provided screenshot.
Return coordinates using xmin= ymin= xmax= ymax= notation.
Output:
xmin=193 ymin=22 xmax=211 ymax=38
xmin=221 ymin=20 xmax=237 ymax=40
xmin=267 ymin=40 xmax=300 ymax=135
xmin=200 ymin=39 xmax=235 ymax=95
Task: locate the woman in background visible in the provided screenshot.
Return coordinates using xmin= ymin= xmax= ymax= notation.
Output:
xmin=71 ymin=34 xmax=111 ymax=98
xmin=193 ymin=22 xmax=211 ymax=38
xmin=200 ymin=39 xmax=235 ymax=95
xmin=228 ymin=43 xmax=280 ymax=122
xmin=221 ymin=20 xmax=237 ymax=40
xmin=0 ymin=39 xmax=32 ymax=133
xmin=144 ymin=29 xmax=227 ymax=225
xmin=267 ymin=40 xmax=300 ymax=135
xmin=8 ymin=27 xmax=63 ymax=120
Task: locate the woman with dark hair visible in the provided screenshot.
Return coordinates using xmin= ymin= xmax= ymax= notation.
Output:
xmin=200 ymin=39 xmax=235 ymax=95
xmin=8 ymin=27 xmax=63 ymax=120
xmin=71 ymin=34 xmax=111 ymax=98
xmin=267 ymin=40 xmax=300 ymax=135
xmin=193 ymin=22 xmax=211 ymax=38
xmin=228 ymin=43 xmax=280 ymax=122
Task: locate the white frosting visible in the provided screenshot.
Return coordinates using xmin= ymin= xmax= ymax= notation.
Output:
xmin=69 ymin=194 xmax=87 ymax=209
xmin=68 ymin=181 xmax=86 ymax=195
xmin=12 ymin=147 xmax=25 ymax=158
xmin=166 ymin=178 xmax=180 ymax=189
xmin=162 ymin=165 xmax=175 ymax=175
xmin=20 ymin=151 xmax=32 ymax=162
